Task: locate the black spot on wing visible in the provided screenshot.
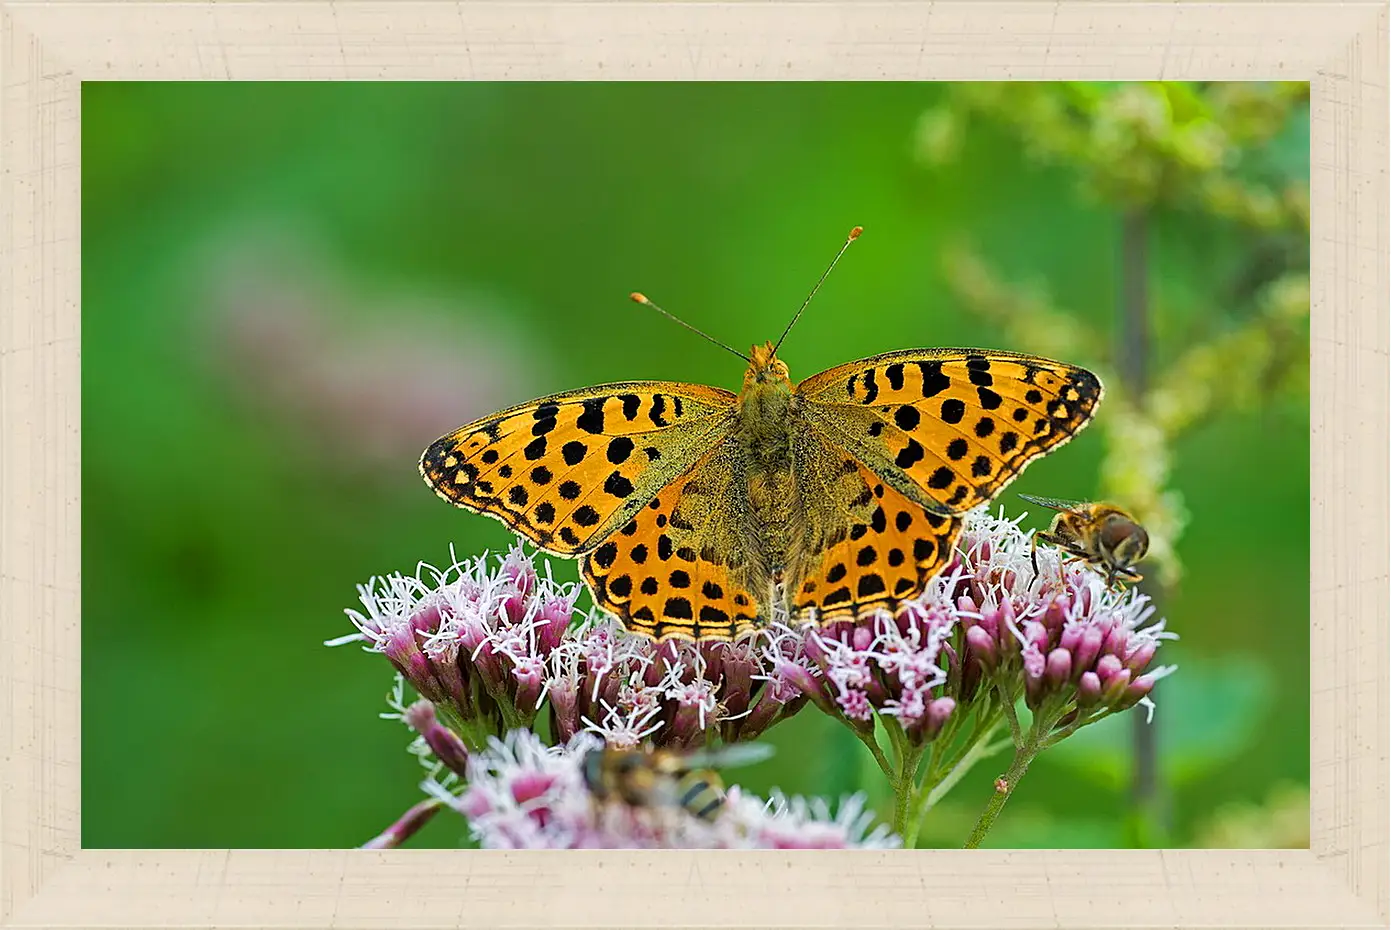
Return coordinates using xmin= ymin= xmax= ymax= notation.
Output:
xmin=577 ymin=397 xmax=606 ymax=434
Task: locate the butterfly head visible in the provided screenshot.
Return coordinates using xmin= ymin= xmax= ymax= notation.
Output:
xmin=744 ymin=341 xmax=791 ymax=391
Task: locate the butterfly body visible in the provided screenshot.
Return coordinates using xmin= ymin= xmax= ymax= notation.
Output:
xmin=423 ymin=342 xmax=1101 ymax=641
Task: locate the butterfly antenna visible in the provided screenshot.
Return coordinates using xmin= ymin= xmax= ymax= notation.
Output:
xmin=773 ymin=225 xmax=863 ymax=354
xmin=630 ymin=292 xmax=751 ymax=362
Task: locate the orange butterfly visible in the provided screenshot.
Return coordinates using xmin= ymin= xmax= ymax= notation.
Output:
xmin=422 ymin=229 xmax=1102 ymax=641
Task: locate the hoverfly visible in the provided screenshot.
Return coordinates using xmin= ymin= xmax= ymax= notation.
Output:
xmin=1018 ymin=494 xmax=1149 ymax=588
xmin=580 ymin=741 xmax=774 ymax=822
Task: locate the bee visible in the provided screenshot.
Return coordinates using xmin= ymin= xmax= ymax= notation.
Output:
xmin=580 ymin=742 xmax=774 ymax=822
xmin=1018 ymin=494 xmax=1149 ymax=588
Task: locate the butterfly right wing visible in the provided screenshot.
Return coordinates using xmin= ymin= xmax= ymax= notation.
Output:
xmin=421 ymin=382 xmax=736 ymax=556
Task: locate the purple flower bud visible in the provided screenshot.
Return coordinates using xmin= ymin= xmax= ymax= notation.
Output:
xmin=1102 ymin=624 xmax=1130 ymax=658
xmin=499 ymin=547 xmax=537 ymax=597
xmin=404 ymin=701 xmax=472 ymax=776
xmin=535 ymin=595 xmax=574 ymax=653
xmin=976 ymin=605 xmax=1001 ymax=640
xmin=511 ymin=655 xmax=545 ymax=712
xmin=965 ymin=624 xmax=997 ymax=671
xmin=1118 ymin=672 xmax=1159 ymax=710
xmin=999 ymin=597 xmax=1018 ymax=629
xmin=434 ymin=657 xmax=474 ymax=723
xmin=1100 ymin=668 xmax=1132 ymax=705
xmin=1124 ymin=639 xmax=1157 ymax=674
xmin=721 ymin=655 xmax=756 ymax=718
xmin=1045 ymin=648 xmax=1072 ymax=690
xmin=548 ymin=677 xmax=581 ymax=742
xmin=500 ymin=590 xmax=528 ymax=626
xmin=453 ymin=611 xmax=488 ymax=656
xmin=1077 ymin=670 xmax=1102 ymax=706
xmin=1073 ymin=625 xmax=1105 ymax=675
xmin=471 ymin=643 xmax=507 ymax=696
xmin=923 ymin=697 xmax=956 ymax=739
xmin=667 ymin=703 xmax=704 ymax=747
xmin=1023 ymin=619 xmax=1050 ymax=653
xmin=852 ymin=625 xmax=875 ymax=652
xmin=410 ymin=603 xmax=445 ymax=637
xmin=382 ymin=628 xmax=445 ymax=703
xmin=1059 ymin=622 xmax=1083 ymax=653
xmin=1023 ymin=644 xmax=1046 ymax=707
xmin=800 ymin=631 xmax=830 ymax=664
xmin=1095 ymin=653 xmax=1124 ymax=683
xmin=739 ymin=686 xmax=785 ymax=740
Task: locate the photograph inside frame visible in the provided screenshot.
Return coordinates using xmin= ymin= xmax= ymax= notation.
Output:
xmin=80 ymin=81 xmax=1310 ymax=850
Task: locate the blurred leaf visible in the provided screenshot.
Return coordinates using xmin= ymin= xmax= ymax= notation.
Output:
xmin=1193 ymin=782 xmax=1309 ymax=848
xmin=1045 ymin=654 xmax=1273 ymax=788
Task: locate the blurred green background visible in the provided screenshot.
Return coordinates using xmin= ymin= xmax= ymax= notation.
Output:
xmin=82 ymin=82 xmax=1309 ymax=849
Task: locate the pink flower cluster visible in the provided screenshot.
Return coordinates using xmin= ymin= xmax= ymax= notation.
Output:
xmin=331 ymin=545 xmax=574 ymax=738
xmin=338 ymin=506 xmax=1177 ymax=849
xmin=332 ymin=543 xmax=807 ymax=749
xmin=334 ymin=508 xmax=1174 ymax=754
xmin=742 ymin=509 xmax=1176 ymax=738
xmin=758 ymin=602 xmax=960 ymax=747
xmin=545 ymin=617 xmax=809 ymax=750
xmin=426 ymin=729 xmax=898 ymax=850
xmin=948 ymin=509 xmax=1177 ymax=722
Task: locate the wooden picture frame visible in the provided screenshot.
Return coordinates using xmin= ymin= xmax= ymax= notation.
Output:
xmin=1 ymin=3 xmax=1384 ymax=927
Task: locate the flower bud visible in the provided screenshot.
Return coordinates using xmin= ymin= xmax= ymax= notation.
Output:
xmin=1077 ymin=670 xmax=1102 ymax=707
xmin=403 ymin=701 xmax=471 ymax=776
xmin=923 ymin=697 xmax=956 ymax=740
xmin=1044 ymin=648 xmax=1072 ymax=691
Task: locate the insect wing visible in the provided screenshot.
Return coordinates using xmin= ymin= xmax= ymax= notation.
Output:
xmin=681 ymin=741 xmax=776 ymax=772
xmin=1017 ymin=493 xmax=1088 ymax=514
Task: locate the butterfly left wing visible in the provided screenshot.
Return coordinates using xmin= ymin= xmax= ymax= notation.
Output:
xmin=421 ymin=382 xmax=736 ymax=556
xmin=796 ymin=348 xmax=1102 ymax=515
xmin=581 ymin=441 xmax=766 ymax=641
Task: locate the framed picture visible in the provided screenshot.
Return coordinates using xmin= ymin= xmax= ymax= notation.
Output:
xmin=1 ymin=3 xmax=1383 ymax=927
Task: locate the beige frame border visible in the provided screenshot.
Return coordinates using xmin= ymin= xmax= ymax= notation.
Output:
xmin=1 ymin=2 xmax=1385 ymax=928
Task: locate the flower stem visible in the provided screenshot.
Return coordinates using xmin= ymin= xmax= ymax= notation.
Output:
xmin=962 ymin=731 xmax=1040 ymax=849
xmin=891 ymin=741 xmax=927 ymax=842
xmin=361 ymin=797 xmax=445 ymax=849
xmin=852 ymin=726 xmax=894 ymax=780
xmin=997 ymin=683 xmax=1024 ymax=745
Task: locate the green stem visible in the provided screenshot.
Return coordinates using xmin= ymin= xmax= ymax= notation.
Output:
xmin=900 ymin=710 xmax=1006 ymax=848
xmin=891 ymin=742 xmax=927 ymax=842
xmin=962 ymin=699 xmax=1072 ymax=848
xmin=963 ymin=731 xmax=1040 ymax=849
xmin=852 ymin=726 xmax=894 ymax=780
xmin=997 ymin=683 xmax=1024 ymax=746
